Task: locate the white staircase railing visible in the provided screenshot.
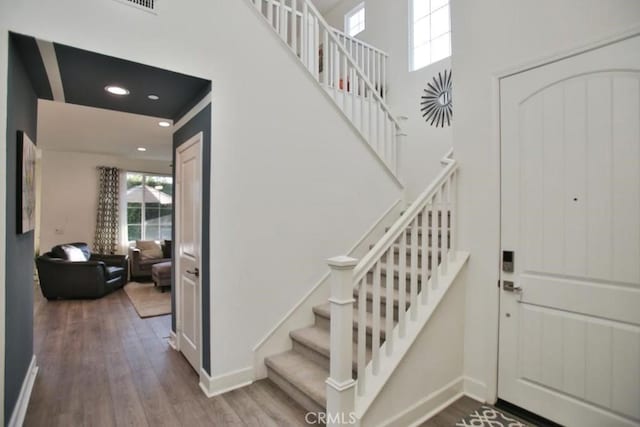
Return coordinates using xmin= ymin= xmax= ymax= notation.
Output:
xmin=332 ymin=27 xmax=388 ymax=100
xmin=250 ymin=0 xmax=403 ymax=175
xmin=326 ymin=150 xmax=464 ymax=423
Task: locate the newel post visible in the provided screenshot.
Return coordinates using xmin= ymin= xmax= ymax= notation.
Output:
xmin=326 ymin=256 xmax=358 ymax=426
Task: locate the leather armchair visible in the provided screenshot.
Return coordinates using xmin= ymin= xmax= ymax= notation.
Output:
xmin=129 ymin=242 xmax=171 ymax=279
xmin=36 ymin=243 xmax=128 ymax=300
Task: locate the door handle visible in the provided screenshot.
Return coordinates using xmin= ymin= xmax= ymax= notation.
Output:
xmin=186 ymin=268 xmax=200 ymax=278
xmin=503 ymin=280 xmax=522 ymax=293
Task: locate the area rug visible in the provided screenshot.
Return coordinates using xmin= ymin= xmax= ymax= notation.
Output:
xmin=456 ymin=405 xmax=528 ymax=427
xmin=123 ymin=282 xmax=171 ymax=318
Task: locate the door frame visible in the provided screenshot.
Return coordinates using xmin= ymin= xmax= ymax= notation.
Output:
xmin=174 ymin=131 xmax=204 ymax=380
xmin=490 ymin=24 xmax=640 ymax=404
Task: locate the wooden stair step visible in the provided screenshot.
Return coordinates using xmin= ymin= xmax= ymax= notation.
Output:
xmin=313 ymin=303 xmax=391 ymax=340
xmin=290 ymin=326 xmax=372 ymax=373
xmin=265 ymin=351 xmax=327 ymax=412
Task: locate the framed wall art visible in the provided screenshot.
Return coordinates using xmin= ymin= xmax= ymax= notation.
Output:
xmin=17 ymin=131 xmax=36 ymax=234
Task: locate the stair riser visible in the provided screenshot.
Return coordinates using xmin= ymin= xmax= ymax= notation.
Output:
xmin=266 ymin=368 xmax=326 ymax=413
xmin=314 ymin=313 xmax=388 ymax=347
xmin=366 ymin=270 xmax=427 ymax=288
xmin=292 ymin=340 xmax=361 ymax=377
xmin=357 ymin=297 xmax=401 ymax=320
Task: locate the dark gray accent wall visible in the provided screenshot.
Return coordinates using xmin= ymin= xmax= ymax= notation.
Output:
xmin=10 ymin=33 xmax=52 ymax=100
xmin=172 ymin=104 xmax=212 ymax=375
xmin=5 ymin=35 xmax=38 ymax=424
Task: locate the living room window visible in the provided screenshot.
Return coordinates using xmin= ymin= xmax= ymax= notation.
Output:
xmin=345 ymin=2 xmax=366 ymax=37
xmin=125 ymin=172 xmax=173 ymax=242
xmin=410 ymin=0 xmax=451 ymax=71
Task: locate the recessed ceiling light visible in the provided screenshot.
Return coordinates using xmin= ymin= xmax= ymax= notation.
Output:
xmin=105 ymin=85 xmax=130 ymax=96
xmin=148 ymin=94 xmax=160 ymax=100
xmin=158 ymin=121 xmax=171 ymax=128
xmin=137 ymin=147 xmax=147 ymax=152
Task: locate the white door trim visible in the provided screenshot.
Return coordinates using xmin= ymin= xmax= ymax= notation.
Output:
xmin=484 ymin=24 xmax=640 ymax=405
xmin=174 ymin=131 xmax=204 ymax=384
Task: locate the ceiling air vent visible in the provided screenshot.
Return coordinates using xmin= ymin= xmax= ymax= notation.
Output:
xmin=114 ymin=0 xmax=158 ymax=14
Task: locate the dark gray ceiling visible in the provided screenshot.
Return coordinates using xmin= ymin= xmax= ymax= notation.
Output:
xmin=10 ymin=32 xmax=210 ymax=121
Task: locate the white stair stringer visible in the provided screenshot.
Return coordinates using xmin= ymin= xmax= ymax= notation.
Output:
xmin=245 ymin=0 xmax=405 ymax=180
xmin=354 ymin=251 xmax=469 ymax=418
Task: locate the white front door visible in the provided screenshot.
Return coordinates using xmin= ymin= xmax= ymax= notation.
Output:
xmin=175 ymin=132 xmax=202 ymax=373
xmin=499 ymin=35 xmax=640 ymax=426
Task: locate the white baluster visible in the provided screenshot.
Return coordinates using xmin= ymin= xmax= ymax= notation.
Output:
xmin=323 ymin=29 xmax=329 ymax=86
xmin=372 ymin=261 xmax=381 ymax=375
xmin=314 ymin=16 xmax=320 ymax=80
xmin=382 ymin=54 xmax=387 ymax=99
xmin=398 ymin=228 xmax=407 ymax=338
xmin=267 ymin=0 xmax=274 ymax=27
xmin=301 ymin=2 xmax=308 ymax=67
xmin=420 ymin=205 xmax=430 ymax=305
xmin=410 ymin=217 xmax=418 ymax=321
xmin=326 ymin=256 xmax=357 ymax=427
xmin=385 ymin=246 xmax=394 ymax=356
xmin=280 ymin=0 xmax=287 ymax=41
xmin=351 ymin=68 xmax=357 ymax=120
xmin=291 ymin=0 xmax=297 ymax=54
xmin=440 ymin=182 xmax=449 ymax=276
xmin=449 ymin=170 xmax=457 ymax=261
xmin=357 ymin=279 xmax=366 ymax=396
xmin=431 ymin=190 xmax=439 ymax=290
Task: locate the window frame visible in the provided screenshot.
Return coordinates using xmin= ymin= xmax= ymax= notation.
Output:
xmin=125 ymin=172 xmax=173 ymax=243
xmin=409 ymin=0 xmax=451 ymax=72
xmin=344 ymin=2 xmax=366 ymax=38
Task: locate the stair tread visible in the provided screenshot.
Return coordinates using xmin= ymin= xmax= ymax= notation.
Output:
xmin=313 ymin=303 xmax=390 ymax=338
xmin=265 ymin=350 xmax=328 ymax=408
xmin=290 ymin=326 xmax=373 ymax=369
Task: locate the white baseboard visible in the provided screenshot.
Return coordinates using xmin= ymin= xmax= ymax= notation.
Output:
xmin=463 ymin=376 xmax=488 ymax=403
xmin=8 ymin=355 xmax=38 ymax=427
xmin=377 ymin=376 xmax=464 ymax=427
xmin=199 ymin=366 xmax=253 ymax=398
xmin=168 ymin=331 xmax=178 ymax=350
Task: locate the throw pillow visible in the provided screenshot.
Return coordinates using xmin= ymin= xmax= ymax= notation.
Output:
xmin=136 ymin=240 xmax=163 ymax=259
xmin=162 ymin=240 xmax=172 ymax=258
xmin=61 ymin=244 xmax=89 ymax=262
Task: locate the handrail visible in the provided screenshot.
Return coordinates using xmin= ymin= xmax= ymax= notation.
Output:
xmin=251 ymin=0 xmax=404 ymax=175
xmin=325 ymin=150 xmax=458 ymax=422
xmin=304 ymin=1 xmax=402 ymax=130
xmin=353 ymin=150 xmax=456 ymax=281
xmin=331 ymin=27 xmax=389 ymax=57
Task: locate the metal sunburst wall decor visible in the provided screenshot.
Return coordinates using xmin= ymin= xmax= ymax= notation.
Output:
xmin=420 ymin=69 xmax=452 ymax=128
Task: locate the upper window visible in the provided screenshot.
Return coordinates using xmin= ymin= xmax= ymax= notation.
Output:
xmin=410 ymin=0 xmax=451 ymax=71
xmin=126 ymin=172 xmax=173 ymax=242
xmin=345 ymin=3 xmax=366 ymax=37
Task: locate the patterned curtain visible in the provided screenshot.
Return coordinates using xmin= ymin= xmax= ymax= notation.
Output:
xmin=94 ymin=167 xmax=120 ymax=254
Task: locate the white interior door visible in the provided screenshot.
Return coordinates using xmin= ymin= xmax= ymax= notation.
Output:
xmin=499 ymin=35 xmax=640 ymax=427
xmin=175 ymin=132 xmax=202 ymax=373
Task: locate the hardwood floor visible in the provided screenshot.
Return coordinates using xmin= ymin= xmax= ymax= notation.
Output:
xmin=24 ymin=287 xmax=310 ymax=427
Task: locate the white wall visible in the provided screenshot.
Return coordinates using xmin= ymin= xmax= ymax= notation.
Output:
xmin=324 ymin=0 xmax=453 ymax=199
xmin=361 ymin=272 xmax=466 ymax=427
xmin=450 ymin=0 xmax=640 ymax=402
xmin=0 ymin=0 xmax=404 ymax=382
xmin=38 ymin=150 xmax=170 ymax=254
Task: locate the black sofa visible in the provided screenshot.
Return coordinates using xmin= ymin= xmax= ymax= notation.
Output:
xmin=36 ymin=242 xmax=128 ymax=300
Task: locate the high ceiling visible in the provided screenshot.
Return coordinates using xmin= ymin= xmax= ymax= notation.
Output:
xmin=11 ymin=32 xmax=210 ymax=121
xmin=313 ymin=0 xmax=343 ymax=14
xmin=37 ymin=100 xmax=173 ymax=161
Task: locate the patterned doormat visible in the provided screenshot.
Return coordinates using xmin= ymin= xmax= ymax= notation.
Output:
xmin=456 ymin=405 xmax=528 ymax=427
